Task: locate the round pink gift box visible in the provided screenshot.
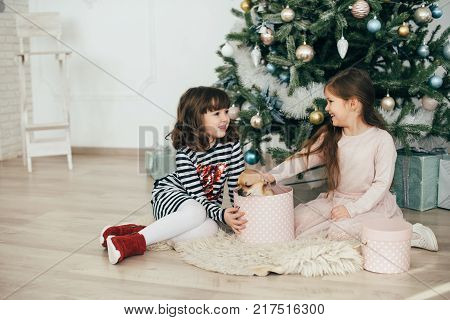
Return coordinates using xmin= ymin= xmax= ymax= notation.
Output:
xmin=361 ymin=218 xmax=412 ymax=274
xmin=233 ymin=185 xmax=295 ymax=244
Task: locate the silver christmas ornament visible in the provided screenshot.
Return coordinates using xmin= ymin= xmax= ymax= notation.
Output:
xmin=351 ymin=0 xmax=370 ymax=19
xmin=414 ymin=5 xmax=432 ymax=24
xmin=443 ymin=43 xmax=450 ymax=60
xmin=417 ymin=44 xmax=430 ymax=58
xmin=251 ymin=46 xmax=262 ymax=67
xmin=281 ymin=6 xmax=295 ymax=22
xmin=381 ymin=93 xmax=395 ymax=111
xmin=337 ymin=36 xmax=349 ymax=59
xmin=250 ymin=114 xmax=263 ymax=129
xmin=221 ymin=42 xmax=234 ymax=58
xmin=429 ymin=75 xmax=443 ymax=89
xmin=228 ymin=105 xmax=241 ymax=120
xmin=367 ymin=16 xmax=381 ymax=33
xmin=295 ymin=42 xmax=314 ymax=62
xmin=421 ymin=95 xmax=439 ymax=111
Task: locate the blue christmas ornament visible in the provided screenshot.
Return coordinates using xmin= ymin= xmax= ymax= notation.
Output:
xmin=279 ymin=72 xmax=289 ymax=83
xmin=367 ymin=17 xmax=381 ymax=33
xmin=266 ymin=63 xmax=276 ymax=73
xmin=431 ymin=5 xmax=443 ymax=19
xmin=443 ymin=43 xmax=450 ymax=60
xmin=244 ymin=150 xmax=260 ymax=165
xmin=429 ymin=75 xmax=443 ymax=89
xmin=417 ymin=44 xmax=430 ymax=58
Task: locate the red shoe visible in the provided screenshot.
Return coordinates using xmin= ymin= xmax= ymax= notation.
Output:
xmin=107 ymin=233 xmax=147 ymax=265
xmin=99 ymin=224 xmax=146 ymax=248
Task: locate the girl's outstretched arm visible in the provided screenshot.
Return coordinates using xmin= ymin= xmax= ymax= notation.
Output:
xmin=343 ymin=132 xmax=397 ymax=217
xmin=176 ymin=150 xmax=225 ymax=222
xmin=268 ymin=135 xmax=325 ymax=184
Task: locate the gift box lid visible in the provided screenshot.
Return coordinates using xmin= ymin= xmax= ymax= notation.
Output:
xmin=362 ymin=218 xmax=412 ymax=242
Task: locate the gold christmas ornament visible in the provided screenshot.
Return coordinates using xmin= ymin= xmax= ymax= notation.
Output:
xmin=228 ymin=105 xmax=241 ymax=120
xmin=281 ymin=6 xmax=295 ymax=22
xmin=309 ymin=109 xmax=324 ymax=125
xmin=260 ymin=28 xmax=274 ymax=45
xmin=414 ymin=5 xmax=432 ymax=24
xmin=295 ymin=42 xmax=315 ymax=62
xmin=398 ymin=22 xmax=410 ymax=37
xmin=240 ymin=0 xmax=251 ymax=13
xmin=351 ymin=0 xmax=370 ymax=19
xmin=381 ymin=93 xmax=395 ymax=111
xmin=250 ymin=114 xmax=263 ymax=129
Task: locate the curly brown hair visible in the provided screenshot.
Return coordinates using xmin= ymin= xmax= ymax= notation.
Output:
xmin=289 ymin=68 xmax=386 ymax=192
xmin=168 ymin=86 xmax=240 ymax=152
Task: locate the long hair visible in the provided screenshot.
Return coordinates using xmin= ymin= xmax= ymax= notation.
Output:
xmin=169 ymin=86 xmax=239 ymax=151
xmin=290 ymin=68 xmax=386 ymax=192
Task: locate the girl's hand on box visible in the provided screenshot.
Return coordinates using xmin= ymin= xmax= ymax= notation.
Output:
xmin=224 ymin=207 xmax=247 ymax=234
xmin=331 ymin=205 xmax=350 ymax=221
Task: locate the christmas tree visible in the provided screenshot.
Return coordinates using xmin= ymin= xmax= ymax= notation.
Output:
xmin=215 ymin=0 xmax=449 ymax=166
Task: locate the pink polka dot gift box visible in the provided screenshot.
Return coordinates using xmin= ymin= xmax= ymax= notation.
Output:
xmin=233 ymin=184 xmax=295 ymax=244
xmin=361 ymin=218 xmax=412 ymax=274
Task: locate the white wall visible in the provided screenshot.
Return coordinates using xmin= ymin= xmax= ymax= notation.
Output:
xmin=27 ymin=0 xmax=449 ymax=150
xmin=0 ymin=0 xmax=30 ymax=161
xmin=28 ymin=0 xmax=242 ymax=149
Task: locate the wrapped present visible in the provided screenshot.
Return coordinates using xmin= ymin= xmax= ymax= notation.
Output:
xmin=393 ymin=149 xmax=447 ymax=211
xmin=233 ymin=184 xmax=295 ymax=244
xmin=438 ymin=155 xmax=450 ymax=209
xmin=145 ymin=147 xmax=176 ymax=180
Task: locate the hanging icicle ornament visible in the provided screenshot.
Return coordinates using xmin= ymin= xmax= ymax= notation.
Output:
xmin=398 ymin=22 xmax=410 ymax=37
xmin=281 ymin=5 xmax=295 ymax=22
xmin=351 ymin=0 xmax=370 ymax=19
xmin=228 ymin=104 xmax=241 ymax=120
xmin=250 ymin=113 xmax=264 ymax=129
xmin=240 ymin=0 xmax=251 ymax=13
xmin=414 ymin=5 xmax=432 ymax=25
xmin=367 ymin=16 xmax=381 ymax=33
xmin=221 ymin=42 xmax=234 ymax=58
xmin=421 ymin=95 xmax=439 ymax=111
xmin=381 ymin=92 xmax=395 ymax=111
xmin=251 ymin=45 xmax=262 ymax=67
xmin=295 ymin=41 xmax=314 ymax=62
xmin=337 ymin=34 xmax=349 ymax=59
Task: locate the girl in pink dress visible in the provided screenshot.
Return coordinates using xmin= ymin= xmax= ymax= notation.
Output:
xmin=265 ymin=68 xmax=438 ymax=251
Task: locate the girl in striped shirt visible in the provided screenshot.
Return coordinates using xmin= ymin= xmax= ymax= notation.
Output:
xmin=101 ymin=87 xmax=246 ymax=264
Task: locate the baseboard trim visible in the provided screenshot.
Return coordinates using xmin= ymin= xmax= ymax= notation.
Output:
xmin=72 ymin=147 xmax=140 ymax=156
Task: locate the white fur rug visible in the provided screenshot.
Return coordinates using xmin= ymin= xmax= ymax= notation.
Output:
xmin=149 ymin=230 xmax=362 ymax=277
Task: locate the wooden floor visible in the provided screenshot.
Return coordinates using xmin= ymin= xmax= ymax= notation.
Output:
xmin=0 ymin=154 xmax=449 ymax=300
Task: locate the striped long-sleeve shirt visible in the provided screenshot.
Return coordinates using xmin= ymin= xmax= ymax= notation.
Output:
xmin=151 ymin=140 xmax=245 ymax=223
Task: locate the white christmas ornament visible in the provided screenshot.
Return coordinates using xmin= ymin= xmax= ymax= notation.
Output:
xmin=337 ymin=36 xmax=349 ymax=59
xmin=251 ymin=46 xmax=262 ymax=67
xmin=221 ymin=42 xmax=234 ymax=57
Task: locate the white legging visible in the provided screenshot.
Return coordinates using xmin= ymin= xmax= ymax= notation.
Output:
xmin=139 ymin=199 xmax=218 ymax=245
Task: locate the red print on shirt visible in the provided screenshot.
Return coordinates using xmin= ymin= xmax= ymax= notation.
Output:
xmin=196 ymin=163 xmax=227 ymax=200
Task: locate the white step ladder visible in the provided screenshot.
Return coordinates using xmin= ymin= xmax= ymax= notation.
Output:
xmin=15 ymin=12 xmax=73 ymax=172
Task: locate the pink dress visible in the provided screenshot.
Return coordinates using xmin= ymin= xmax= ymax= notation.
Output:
xmin=269 ymin=127 xmax=403 ymax=240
